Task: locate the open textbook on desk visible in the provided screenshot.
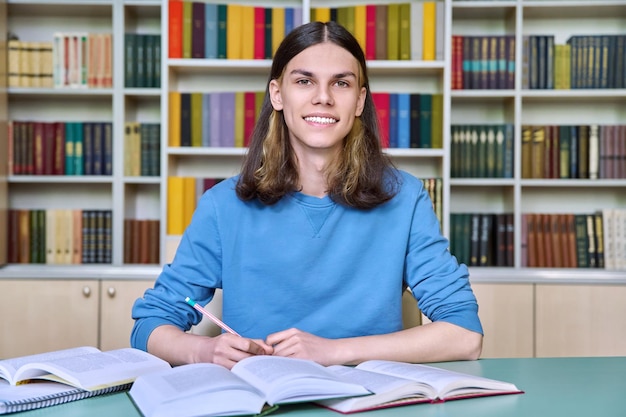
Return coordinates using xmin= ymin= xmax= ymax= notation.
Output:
xmin=129 ymin=356 xmax=522 ymax=417
xmin=0 ymin=346 xmax=170 ymax=414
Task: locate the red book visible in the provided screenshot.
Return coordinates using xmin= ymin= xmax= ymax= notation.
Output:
xmin=365 ymin=5 xmax=376 ymax=61
xmin=42 ymin=122 xmax=56 ymax=175
xmin=371 ymin=92 xmax=390 ymax=148
xmin=254 ymin=7 xmax=265 ymax=60
xmin=168 ymin=0 xmax=183 ymax=58
xmin=243 ymin=91 xmax=256 ymax=147
xmin=452 ymin=36 xmax=464 ymax=89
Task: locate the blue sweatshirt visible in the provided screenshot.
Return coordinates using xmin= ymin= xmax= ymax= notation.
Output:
xmin=131 ymin=170 xmax=482 ymax=351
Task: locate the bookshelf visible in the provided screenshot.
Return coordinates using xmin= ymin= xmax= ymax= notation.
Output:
xmin=1 ymin=0 xmax=626 ymax=357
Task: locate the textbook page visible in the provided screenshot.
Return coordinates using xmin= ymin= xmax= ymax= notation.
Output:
xmin=1 ymin=347 xmax=170 ymax=391
xmin=231 ymin=356 xmax=371 ymax=405
xmin=356 ymin=360 xmax=521 ymax=399
xmin=129 ymin=363 xmax=268 ymax=417
xmin=0 ymin=347 xmax=100 ymax=385
xmin=317 ymin=365 xmax=434 ymax=413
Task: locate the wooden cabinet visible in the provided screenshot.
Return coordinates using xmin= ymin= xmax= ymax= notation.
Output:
xmin=472 ymin=283 xmax=534 ymax=358
xmin=99 ymin=279 xmax=154 ymax=351
xmin=0 ymin=278 xmax=154 ymax=357
xmin=535 ymin=284 xmax=626 ymax=357
xmin=0 ymin=279 xmax=99 ymax=357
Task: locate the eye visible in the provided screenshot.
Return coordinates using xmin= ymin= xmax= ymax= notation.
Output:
xmin=296 ymin=79 xmax=312 ymax=86
xmin=335 ymin=80 xmax=350 ymax=88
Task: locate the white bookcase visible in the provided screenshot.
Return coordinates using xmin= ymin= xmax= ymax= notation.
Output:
xmin=1 ymin=0 xmax=625 ymax=357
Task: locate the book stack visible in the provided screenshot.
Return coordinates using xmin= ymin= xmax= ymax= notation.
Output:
xmin=523 ymin=35 xmax=626 ymax=89
xmin=312 ymin=2 xmax=444 ymax=61
xmin=123 ymin=219 xmax=160 ymax=264
xmin=168 ymin=1 xmax=303 ymax=59
xmin=124 ymin=122 xmax=161 ymax=177
xmin=522 ymin=211 xmax=626 ymax=270
xmin=167 ymin=177 xmax=224 ymax=235
xmin=52 ymin=33 xmax=113 ymax=88
xmin=450 ymin=124 xmax=514 ymax=179
xmin=124 ymin=33 xmax=161 ymax=88
xmin=451 ymin=35 xmax=515 ymax=90
xmin=7 ymin=39 xmax=54 ymax=88
xmin=521 ymin=124 xmax=626 ymax=180
xmin=8 ymin=121 xmax=114 ymax=176
xmin=6 ymin=209 xmax=113 ymax=265
xmin=372 ymin=92 xmax=443 ymax=149
xmin=450 ymin=213 xmax=515 ymax=268
xmin=169 ymin=91 xmax=264 ymax=148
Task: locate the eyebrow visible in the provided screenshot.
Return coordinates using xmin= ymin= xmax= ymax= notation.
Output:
xmin=289 ymin=69 xmax=357 ymax=79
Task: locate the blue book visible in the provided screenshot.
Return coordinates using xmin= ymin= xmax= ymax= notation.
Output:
xmin=396 ymin=93 xmax=410 ymax=149
xmin=388 ymin=93 xmax=398 ymax=148
xmin=285 ymin=8 xmax=294 ymax=36
xmin=569 ymin=125 xmax=578 ymax=179
xmin=64 ymin=122 xmax=75 ymax=175
xmin=205 ymin=3 xmax=218 ymax=59
xmin=73 ymin=122 xmax=84 ymax=175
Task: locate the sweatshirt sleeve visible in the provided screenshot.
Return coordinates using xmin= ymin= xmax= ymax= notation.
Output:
xmin=130 ymin=191 xmax=224 ymax=351
xmin=403 ymin=179 xmax=483 ymax=335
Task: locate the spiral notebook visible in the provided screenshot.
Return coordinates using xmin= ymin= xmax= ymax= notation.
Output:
xmin=0 ymin=380 xmax=131 ymax=415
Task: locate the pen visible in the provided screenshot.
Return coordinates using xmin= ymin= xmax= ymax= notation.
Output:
xmin=185 ymin=297 xmax=241 ymax=336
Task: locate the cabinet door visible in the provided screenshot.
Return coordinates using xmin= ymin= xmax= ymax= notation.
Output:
xmin=99 ymin=279 xmax=154 ymax=351
xmin=536 ymin=284 xmax=626 ymax=357
xmin=0 ymin=279 xmax=98 ymax=358
xmin=472 ymin=283 xmax=534 ymax=358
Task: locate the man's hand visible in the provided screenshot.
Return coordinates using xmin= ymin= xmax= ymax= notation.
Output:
xmin=265 ymin=328 xmax=341 ymax=366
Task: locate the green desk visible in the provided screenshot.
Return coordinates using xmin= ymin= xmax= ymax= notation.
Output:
xmin=10 ymin=357 xmax=626 ymax=417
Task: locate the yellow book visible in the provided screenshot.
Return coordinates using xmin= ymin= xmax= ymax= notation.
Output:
xmin=422 ymin=2 xmax=436 ymax=61
xmin=169 ymin=92 xmax=181 ymax=147
xmin=183 ymin=176 xmax=197 ymax=231
xmin=131 ymin=122 xmax=141 ymax=176
xmin=167 ymin=176 xmax=185 ymax=235
xmin=272 ymin=7 xmax=285 ymax=57
xmin=431 ymin=93 xmax=443 ymax=149
xmin=234 ymin=91 xmax=245 ymax=148
xmin=255 ymin=91 xmax=264 ymax=120
xmin=387 ymin=4 xmax=400 ymax=60
xmin=182 ymin=1 xmax=192 ymax=59
xmin=353 ymin=5 xmax=367 ymax=53
xmin=227 ymin=4 xmax=243 ymax=59
xmin=313 ymin=7 xmax=331 ymax=22
xmin=399 ymin=3 xmax=411 ymax=60
xmin=190 ymin=93 xmax=203 ymax=147
xmin=241 ymin=5 xmax=255 ymax=59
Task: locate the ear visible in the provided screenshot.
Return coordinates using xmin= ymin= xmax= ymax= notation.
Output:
xmin=355 ymin=86 xmax=366 ymax=117
xmin=269 ymin=79 xmax=283 ymax=111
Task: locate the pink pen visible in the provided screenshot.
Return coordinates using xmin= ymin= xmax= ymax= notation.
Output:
xmin=185 ymin=297 xmax=241 ymax=336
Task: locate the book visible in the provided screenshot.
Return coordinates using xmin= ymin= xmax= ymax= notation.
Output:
xmin=0 ymin=346 xmax=169 ymax=390
xmin=317 ymin=360 xmax=522 ymax=414
xmin=0 ymin=379 xmax=126 ymax=415
xmin=129 ymin=356 xmax=371 ymax=417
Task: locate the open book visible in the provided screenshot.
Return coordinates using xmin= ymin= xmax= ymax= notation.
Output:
xmin=0 ymin=346 xmax=170 ymax=391
xmin=316 ymin=360 xmax=523 ymax=413
xmin=129 ymin=355 xmax=371 ymax=417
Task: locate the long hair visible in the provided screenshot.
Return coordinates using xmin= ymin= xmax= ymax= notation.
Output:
xmin=236 ymin=21 xmax=399 ymax=209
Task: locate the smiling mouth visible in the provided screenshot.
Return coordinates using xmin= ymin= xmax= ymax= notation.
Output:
xmin=304 ymin=116 xmax=338 ymax=125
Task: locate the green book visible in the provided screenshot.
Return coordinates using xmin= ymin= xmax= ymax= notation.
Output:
xmin=418 ymin=94 xmax=432 ymax=148
xmin=183 ymin=2 xmax=193 ymax=59
xmin=124 ymin=33 xmax=136 ymax=87
xmin=218 ymin=4 xmax=228 ymax=59
xmin=387 ymin=4 xmax=400 ymax=60
xmin=431 ymin=93 xmax=443 ymax=149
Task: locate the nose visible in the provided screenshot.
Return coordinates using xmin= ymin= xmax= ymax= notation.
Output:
xmin=313 ymin=84 xmax=334 ymax=106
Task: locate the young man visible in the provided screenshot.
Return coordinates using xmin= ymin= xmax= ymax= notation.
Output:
xmin=131 ymin=21 xmax=483 ymax=370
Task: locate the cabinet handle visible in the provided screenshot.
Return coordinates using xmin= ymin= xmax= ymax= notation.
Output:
xmin=107 ymin=287 xmax=116 ymax=298
xmin=82 ymin=286 xmax=92 ymax=297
